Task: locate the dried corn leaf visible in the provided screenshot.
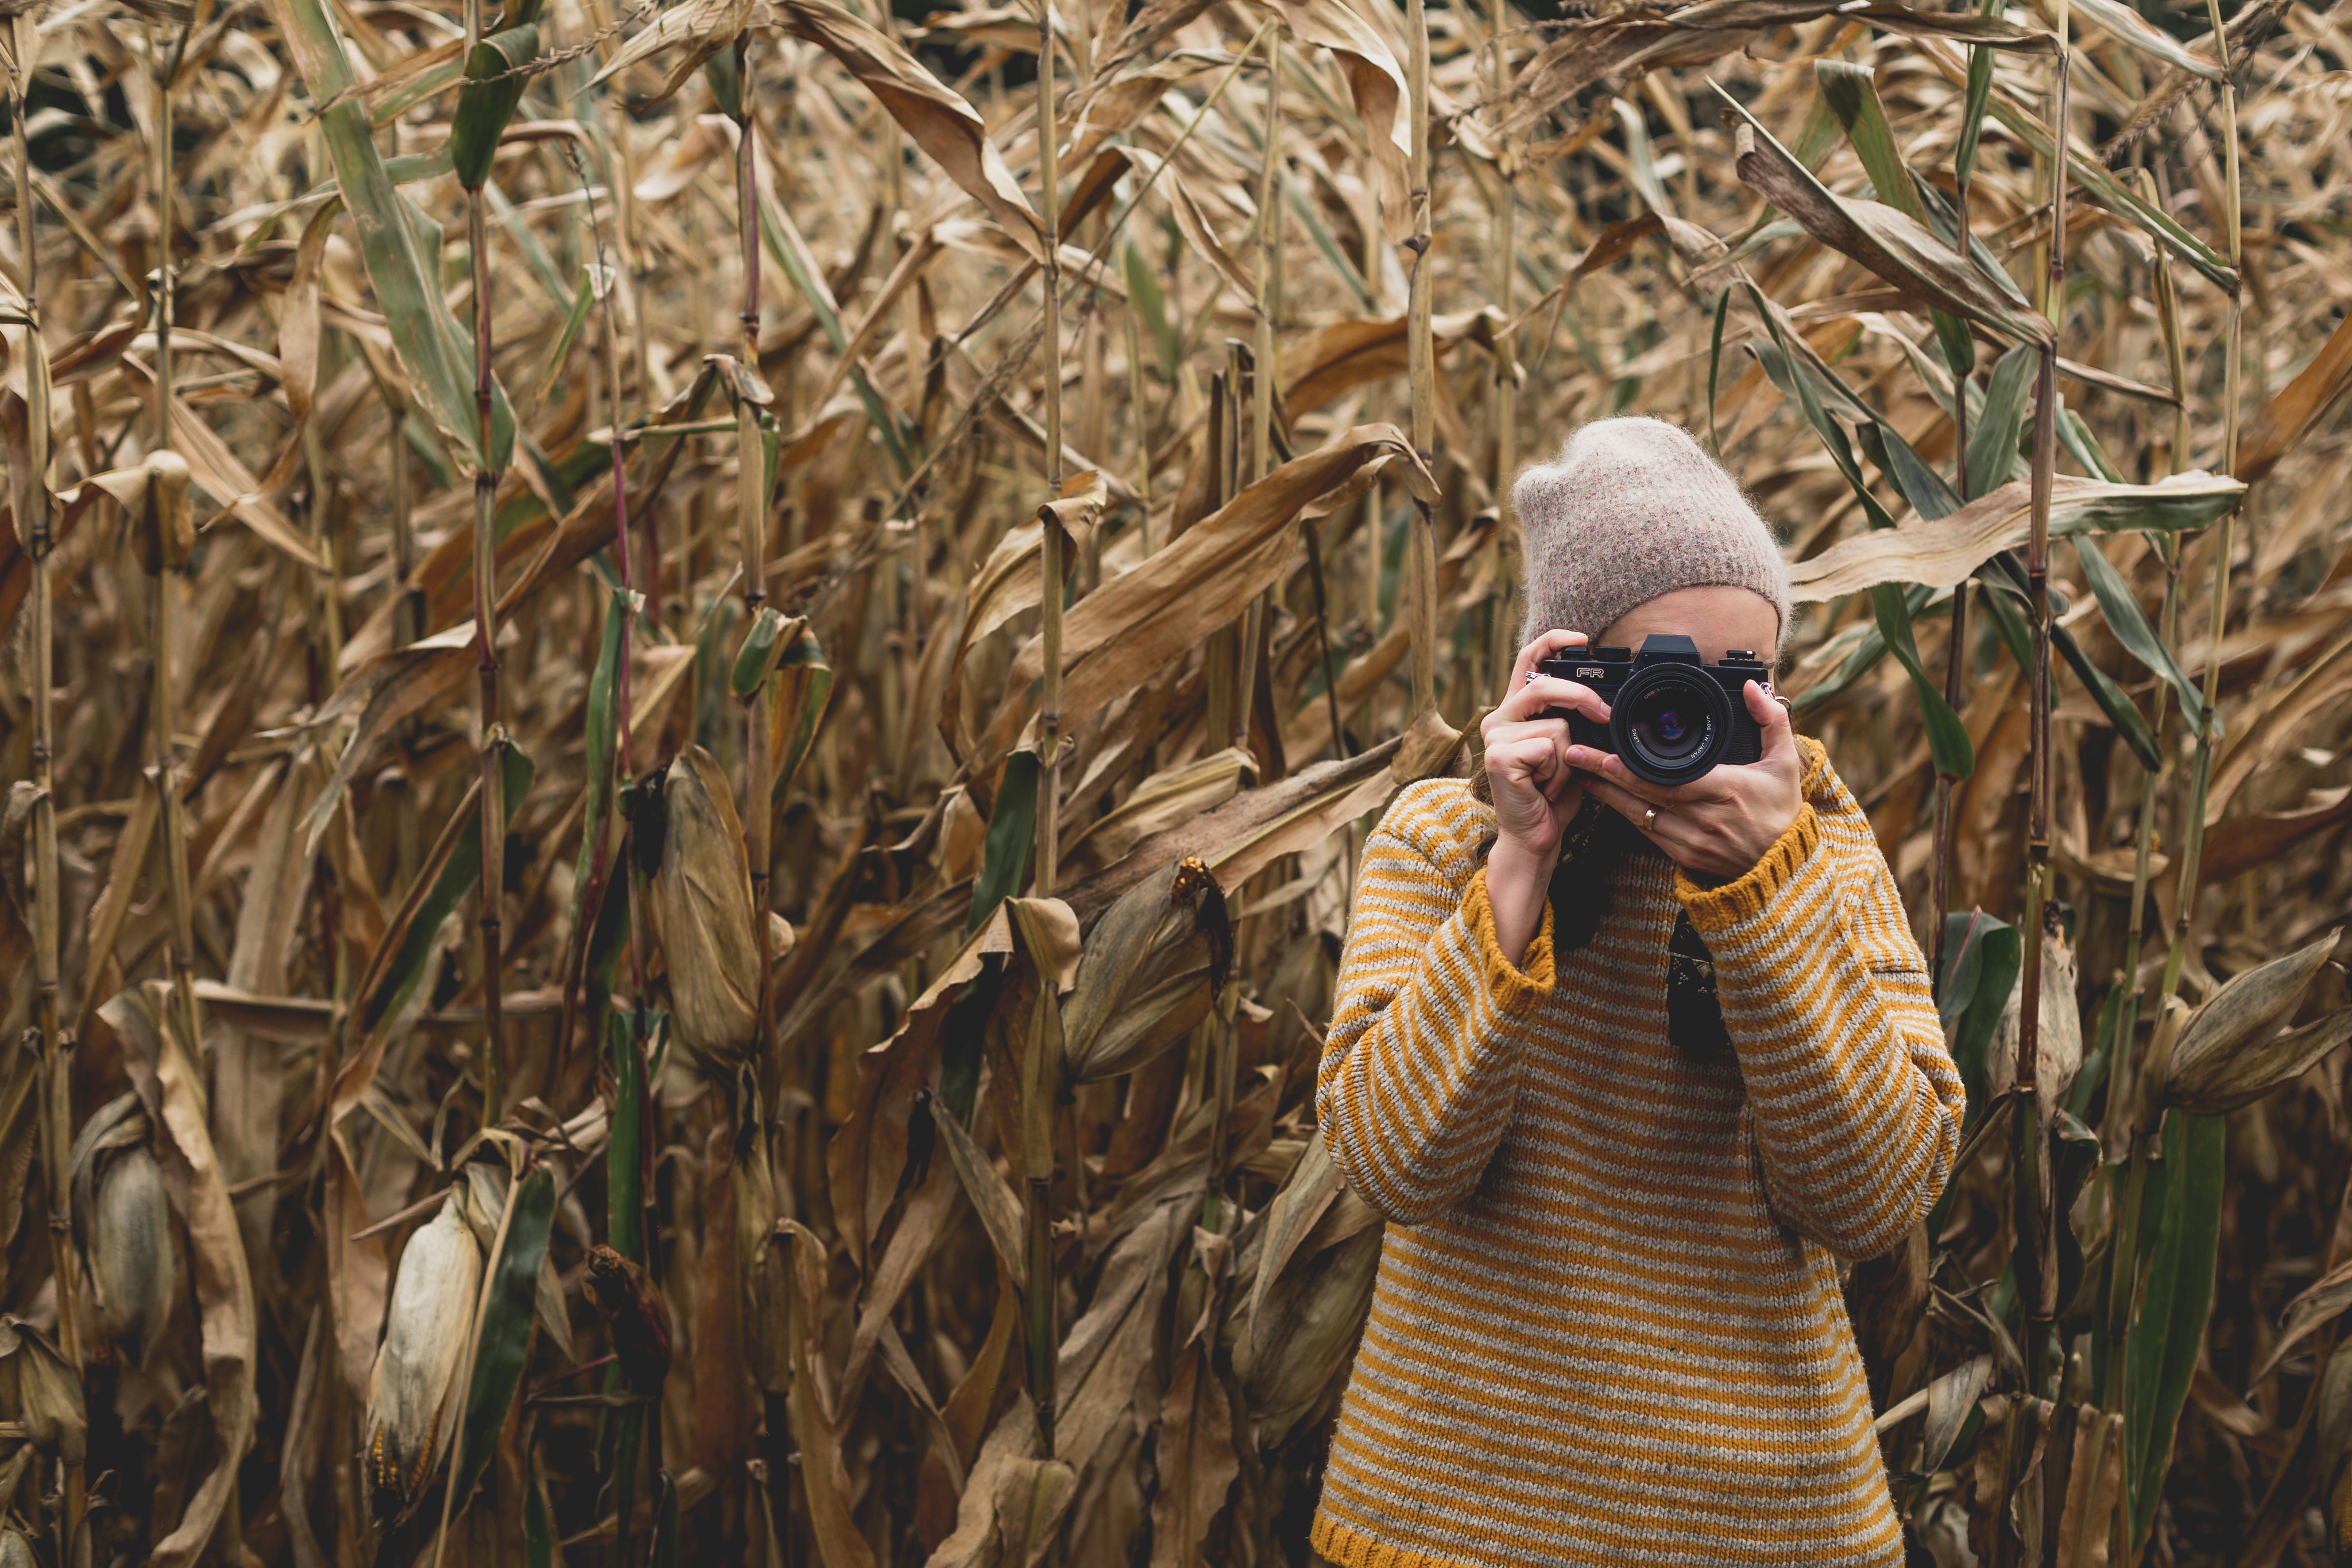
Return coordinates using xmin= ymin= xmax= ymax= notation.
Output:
xmin=776 ymin=0 xmax=1047 ymax=263
xmin=1788 ymin=473 xmax=2245 ymax=601
xmin=1726 ymin=105 xmax=2051 ymax=347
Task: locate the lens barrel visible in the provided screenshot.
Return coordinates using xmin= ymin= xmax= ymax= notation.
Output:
xmin=1608 ymin=664 xmax=1733 ymax=785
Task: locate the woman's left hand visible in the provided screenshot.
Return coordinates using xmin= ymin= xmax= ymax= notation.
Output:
xmin=1570 ymin=680 xmax=1805 ymax=882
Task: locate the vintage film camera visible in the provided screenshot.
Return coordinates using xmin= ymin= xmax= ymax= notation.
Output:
xmin=1535 ymin=633 xmax=1770 ymax=787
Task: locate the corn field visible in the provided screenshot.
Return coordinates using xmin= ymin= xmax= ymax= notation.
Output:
xmin=1 ymin=0 xmax=2350 ymax=1558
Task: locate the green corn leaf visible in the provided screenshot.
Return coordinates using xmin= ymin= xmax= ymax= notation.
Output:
xmin=525 ymin=1459 xmax=555 ymax=1568
xmin=451 ymin=24 xmax=539 ymax=192
xmin=1909 ymin=172 xmax=2034 ymax=313
xmin=1789 ymin=586 xmax=1931 ymax=714
xmin=1975 ymin=557 xmax=2033 ymax=669
xmin=655 ymin=1470 xmax=682 ymax=1568
xmin=703 ymin=42 xmax=744 ymax=118
xmin=529 ymin=267 xmax=599 ymax=411
xmin=1815 ymin=61 xmax=1925 ymax=222
xmin=269 ymin=0 xmax=514 ymax=472
xmin=760 ymin=186 xmax=915 ymax=477
xmin=1862 ymin=417 xmax=1962 ymax=521
xmin=732 ymin=606 xmax=790 ymax=699
xmin=608 ymin=1011 xmax=646 ymax=1263
xmin=771 ymin=626 xmax=834 ymax=799
xmin=567 ymin=588 xmax=633 ymax=1008
xmin=2059 ymin=404 xmax=2127 ymax=483
xmin=2056 ymin=618 xmax=2162 ymax=770
xmin=1122 ymin=238 xmax=1178 ymax=378
xmin=363 ymin=743 xmax=535 ymax=1031
xmin=2125 ymin=1112 xmax=2227 ymax=1552
xmin=1743 ymin=326 xmax=1877 ymax=428
xmin=453 ymin=1166 xmax=556 ymax=1507
xmin=1790 ymin=90 xmax=1843 ymax=175
xmin=2054 ymin=1109 xmax=2105 ymax=1318
xmin=2072 ymin=982 xmax=2124 ymax=1123
xmin=369 ymin=59 xmax=468 ymax=129
xmin=1873 ymin=581 xmax=1976 ymax=777
xmin=1955 ymin=2 xmax=1999 ymax=190
xmin=1938 ymin=909 xmax=2020 ymax=1133
xmin=1976 ymin=90 xmax=2234 ymax=292
xmin=487 ymin=179 xmax=572 ymax=308
xmin=1721 ymin=89 xmax=2051 ymax=347
xmin=969 ymin=750 xmax=1040 ymax=934
xmin=1612 ymin=98 xmax=1670 ymax=216
xmin=1742 ymin=281 xmax=1970 ymax=772
xmin=1284 ymin=172 xmax=1376 ymax=313
xmin=1968 ymin=343 xmax=2037 ymax=501
xmin=1706 ymin=285 xmax=1731 ymax=454
xmin=693 ymin=597 xmax=742 ymax=750
xmin=1933 ymin=310 xmax=1976 ymax=393
xmin=1976 ymin=552 xmax=2157 ymax=765
xmin=2071 ymin=534 xmax=2209 ymax=733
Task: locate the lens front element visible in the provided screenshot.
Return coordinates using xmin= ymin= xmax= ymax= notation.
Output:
xmin=1611 ymin=667 xmax=1731 ymax=785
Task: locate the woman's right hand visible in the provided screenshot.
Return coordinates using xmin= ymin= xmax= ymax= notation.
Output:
xmin=1479 ymin=630 xmax=1611 ymax=965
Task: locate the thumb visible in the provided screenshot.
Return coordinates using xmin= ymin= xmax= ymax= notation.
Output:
xmin=1747 ymin=679 xmax=1797 ymax=766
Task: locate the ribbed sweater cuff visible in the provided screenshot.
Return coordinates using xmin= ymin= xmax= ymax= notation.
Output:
xmin=1676 ymin=802 xmax=1822 ymax=930
xmin=1312 ymin=1513 xmax=1485 ymax=1568
xmin=1463 ymin=865 xmax=1556 ymax=1017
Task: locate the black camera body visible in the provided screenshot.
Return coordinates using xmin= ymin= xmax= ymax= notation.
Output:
xmin=1535 ymin=634 xmax=1769 ymax=787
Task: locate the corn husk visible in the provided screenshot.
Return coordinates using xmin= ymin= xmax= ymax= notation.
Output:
xmin=1062 ymin=856 xmax=1232 ymax=1084
xmin=649 ymin=746 xmax=761 ymax=1070
xmin=0 ymin=1527 xmax=34 ymax=1568
xmin=0 ymin=1317 xmax=87 ymax=1465
xmin=145 ymin=450 xmax=195 ymax=572
xmin=1231 ymin=1203 xmax=1382 ymax=1449
xmin=583 ymin=1242 xmax=674 ymax=1392
xmin=1989 ymin=922 xmax=2083 ymax=1126
xmin=363 ymin=1193 xmax=482 ymax=1516
xmin=92 ymin=1144 xmax=177 ymax=1369
xmin=69 ymin=1091 xmax=177 ymax=1368
xmin=2162 ymin=928 xmax=2348 ymax=1114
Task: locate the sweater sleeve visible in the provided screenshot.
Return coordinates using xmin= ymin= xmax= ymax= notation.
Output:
xmin=1675 ymin=804 xmax=1964 ymax=1260
xmin=1317 ymin=822 xmax=1557 ymax=1225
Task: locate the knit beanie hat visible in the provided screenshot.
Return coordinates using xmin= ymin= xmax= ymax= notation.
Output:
xmin=1512 ymin=417 xmax=1790 ymax=646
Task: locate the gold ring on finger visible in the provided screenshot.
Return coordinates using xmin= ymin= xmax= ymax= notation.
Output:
xmin=1642 ymin=807 xmax=1659 ymax=833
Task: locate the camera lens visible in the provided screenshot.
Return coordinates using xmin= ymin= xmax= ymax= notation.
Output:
xmin=1630 ymin=688 xmax=1704 ymax=762
xmin=1610 ymin=666 xmax=1731 ymax=785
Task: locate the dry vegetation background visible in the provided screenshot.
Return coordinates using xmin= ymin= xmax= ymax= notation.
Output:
xmin=3 ymin=0 xmax=2352 ymax=1561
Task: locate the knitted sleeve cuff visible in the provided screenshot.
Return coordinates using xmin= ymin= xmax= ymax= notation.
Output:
xmin=1676 ymin=803 xmax=1823 ymax=931
xmin=1463 ymin=865 xmax=1557 ymax=1016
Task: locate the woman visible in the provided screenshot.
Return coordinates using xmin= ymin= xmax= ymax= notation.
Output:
xmin=1310 ymin=417 xmax=1964 ymax=1568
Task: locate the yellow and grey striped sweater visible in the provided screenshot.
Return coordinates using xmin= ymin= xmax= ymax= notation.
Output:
xmin=1311 ymin=740 xmax=1964 ymax=1568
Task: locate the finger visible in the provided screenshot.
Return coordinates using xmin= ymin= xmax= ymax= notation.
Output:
xmin=1494 ymin=675 xmax=1609 ymax=727
xmin=1748 ymin=679 xmax=1798 ymax=764
xmin=1572 ymin=748 xmax=1693 ymax=809
xmin=1583 ymin=775 xmax=1661 ymax=830
xmin=1484 ymin=718 xmax=1572 ymax=761
xmin=1542 ymin=734 xmax=1585 ymax=799
xmin=1509 ymin=628 xmax=1591 ymax=689
xmin=1488 ymin=732 xmax=1573 ymax=787
xmin=1603 ymin=746 xmax=1741 ymax=806
xmin=1486 ymin=733 xmax=1580 ymax=799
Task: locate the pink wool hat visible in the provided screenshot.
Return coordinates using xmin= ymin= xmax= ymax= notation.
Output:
xmin=1512 ymin=416 xmax=1790 ymax=645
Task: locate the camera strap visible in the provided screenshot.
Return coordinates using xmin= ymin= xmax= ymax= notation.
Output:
xmin=1666 ymin=912 xmax=1731 ymax=1059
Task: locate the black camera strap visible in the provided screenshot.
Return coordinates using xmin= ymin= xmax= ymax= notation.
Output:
xmin=1544 ymin=797 xmax=1730 ymax=1058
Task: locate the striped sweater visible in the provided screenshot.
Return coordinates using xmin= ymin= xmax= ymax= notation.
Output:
xmin=1311 ymin=740 xmax=1963 ymax=1568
